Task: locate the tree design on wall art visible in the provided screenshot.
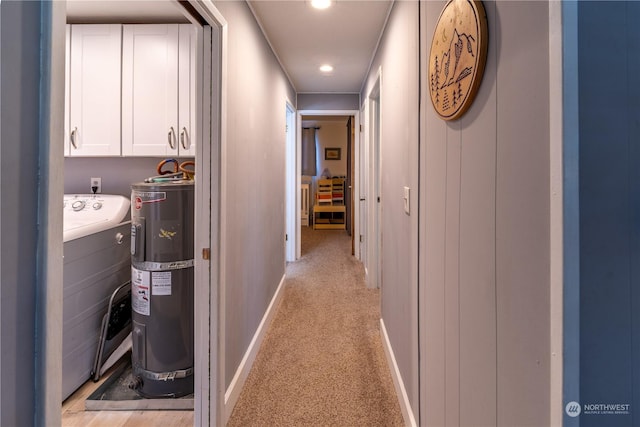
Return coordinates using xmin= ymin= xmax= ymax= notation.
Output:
xmin=429 ymin=0 xmax=488 ymax=121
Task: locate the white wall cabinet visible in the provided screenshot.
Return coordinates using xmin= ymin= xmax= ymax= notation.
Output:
xmin=178 ymin=24 xmax=197 ymax=157
xmin=66 ymin=24 xmax=122 ymax=156
xmin=122 ymin=24 xmax=196 ymax=157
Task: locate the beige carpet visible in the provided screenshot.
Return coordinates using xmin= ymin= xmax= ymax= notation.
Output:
xmin=227 ymin=227 xmax=404 ymax=427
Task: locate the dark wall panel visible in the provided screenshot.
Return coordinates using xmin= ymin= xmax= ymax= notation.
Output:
xmin=578 ymin=2 xmax=639 ymax=426
xmin=0 ymin=1 xmax=41 ymax=425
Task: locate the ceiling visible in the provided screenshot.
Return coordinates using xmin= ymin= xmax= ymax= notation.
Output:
xmin=66 ymin=0 xmax=392 ymax=94
xmin=248 ymin=1 xmax=392 ymax=94
xmin=66 ymin=0 xmax=190 ymax=24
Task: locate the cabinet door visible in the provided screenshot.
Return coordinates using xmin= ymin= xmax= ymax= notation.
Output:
xmin=122 ymin=24 xmax=180 ymax=157
xmin=68 ymin=24 xmax=122 ymax=156
xmin=178 ymin=24 xmax=196 ymax=157
xmin=64 ymin=25 xmax=71 ymax=156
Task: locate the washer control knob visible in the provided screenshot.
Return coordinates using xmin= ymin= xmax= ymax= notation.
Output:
xmin=92 ymin=202 xmax=103 ymax=210
xmin=72 ymin=200 xmax=85 ymax=211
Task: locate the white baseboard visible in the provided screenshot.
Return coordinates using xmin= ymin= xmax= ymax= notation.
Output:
xmin=224 ymin=274 xmax=286 ymax=423
xmin=380 ymin=318 xmax=417 ymax=427
xmin=365 ymin=267 xmax=375 ymax=289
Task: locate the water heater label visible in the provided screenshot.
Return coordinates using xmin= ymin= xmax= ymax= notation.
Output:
xmin=132 ymin=267 xmax=150 ymax=316
xmin=133 ymin=191 xmax=167 ymax=210
xmin=152 ymin=271 xmax=172 ymax=296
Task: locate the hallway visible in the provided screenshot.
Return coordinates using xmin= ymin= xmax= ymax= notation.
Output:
xmin=1 ymin=1 xmax=568 ymax=424
xmin=61 ymin=227 xmax=400 ymax=426
xmin=227 ymin=227 xmax=403 ymax=425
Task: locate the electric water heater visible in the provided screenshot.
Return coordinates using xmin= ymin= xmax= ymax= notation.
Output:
xmin=129 ymin=180 xmax=194 ymax=398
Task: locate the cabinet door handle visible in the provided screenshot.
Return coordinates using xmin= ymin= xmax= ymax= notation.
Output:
xmin=180 ymin=127 xmax=189 ymax=150
xmin=70 ymin=127 xmax=78 ymax=149
xmin=168 ymin=127 xmax=176 ymax=150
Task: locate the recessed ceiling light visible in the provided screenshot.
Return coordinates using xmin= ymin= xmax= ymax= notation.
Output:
xmin=319 ymin=64 xmax=334 ymax=73
xmin=311 ymin=0 xmax=332 ymax=10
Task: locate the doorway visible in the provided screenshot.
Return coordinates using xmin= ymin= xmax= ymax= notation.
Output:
xmin=297 ymin=110 xmax=360 ymax=260
xmin=359 ymin=104 xmax=368 ymax=267
xmin=42 ymin=1 xmax=225 ymax=424
xmin=285 ymin=102 xmax=297 ymax=262
xmin=366 ymin=76 xmax=382 ymax=290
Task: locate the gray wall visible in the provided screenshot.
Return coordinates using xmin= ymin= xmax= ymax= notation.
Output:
xmin=420 ymin=1 xmax=550 ymax=426
xmin=298 ymin=93 xmax=359 ymax=111
xmin=212 ymin=0 xmax=296 ymax=389
xmin=0 ymin=1 xmax=41 ymax=425
xmin=574 ymin=2 xmax=640 ymax=426
xmin=64 ymin=157 xmax=180 ymax=197
xmin=361 ymin=1 xmax=420 ymax=420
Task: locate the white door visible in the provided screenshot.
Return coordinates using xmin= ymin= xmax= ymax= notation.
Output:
xmin=122 ymin=24 xmax=180 ymax=157
xmin=67 ymin=24 xmax=122 ymax=156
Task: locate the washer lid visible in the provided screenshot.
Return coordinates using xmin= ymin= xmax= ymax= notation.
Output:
xmin=63 ymin=194 xmax=130 ymax=242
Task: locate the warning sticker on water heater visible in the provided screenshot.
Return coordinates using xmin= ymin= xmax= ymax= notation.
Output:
xmin=133 ymin=191 xmax=166 ymax=210
xmin=132 ymin=267 xmax=150 ymax=316
xmin=152 ymin=271 xmax=172 ymax=295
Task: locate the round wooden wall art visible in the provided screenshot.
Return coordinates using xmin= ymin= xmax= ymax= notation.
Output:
xmin=429 ymin=0 xmax=488 ymax=121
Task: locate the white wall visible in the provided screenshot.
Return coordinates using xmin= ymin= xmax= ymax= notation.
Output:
xmin=211 ymin=0 xmax=296 ymax=392
xmin=360 ymin=1 xmax=420 ymax=421
xmin=420 ymin=1 xmax=551 ymax=425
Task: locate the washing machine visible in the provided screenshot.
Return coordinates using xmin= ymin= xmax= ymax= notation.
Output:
xmin=62 ymin=194 xmax=131 ymax=400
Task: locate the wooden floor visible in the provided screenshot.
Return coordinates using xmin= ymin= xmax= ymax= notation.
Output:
xmin=61 ymin=361 xmax=194 ymax=427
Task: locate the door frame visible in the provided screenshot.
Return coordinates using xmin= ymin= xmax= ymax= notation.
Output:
xmin=39 ymin=0 xmax=226 ymax=424
xmin=285 ymin=101 xmax=297 ymax=262
xmin=188 ymin=3 xmax=227 ymax=425
xmin=365 ymin=70 xmax=382 ymax=290
xmin=296 ymin=109 xmax=360 ymax=260
xmin=359 ymin=103 xmax=368 ymax=267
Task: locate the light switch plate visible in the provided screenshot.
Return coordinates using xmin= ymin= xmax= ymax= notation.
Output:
xmin=403 ymin=186 xmax=410 ymax=214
